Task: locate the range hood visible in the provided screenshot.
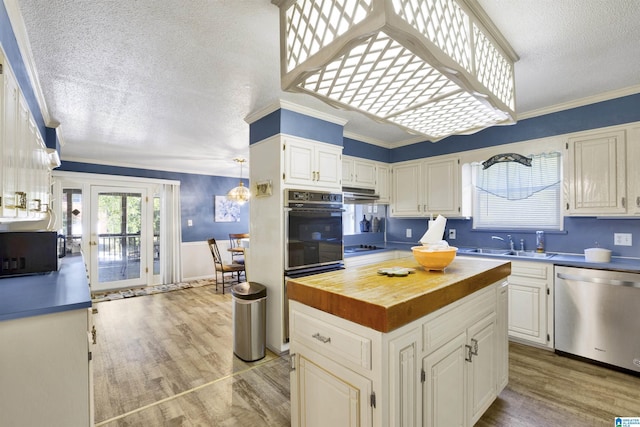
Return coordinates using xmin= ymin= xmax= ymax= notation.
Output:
xmin=342 ymin=186 xmax=380 ymax=203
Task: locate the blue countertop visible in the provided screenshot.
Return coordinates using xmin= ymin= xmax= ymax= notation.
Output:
xmin=0 ymin=255 xmax=91 ymax=322
xmin=345 ymin=242 xmax=640 ymax=273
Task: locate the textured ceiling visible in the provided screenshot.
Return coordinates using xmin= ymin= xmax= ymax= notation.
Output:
xmin=10 ymin=0 xmax=640 ymax=177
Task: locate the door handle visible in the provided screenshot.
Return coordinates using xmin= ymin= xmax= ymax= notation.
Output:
xmin=90 ymin=241 xmax=98 ymax=246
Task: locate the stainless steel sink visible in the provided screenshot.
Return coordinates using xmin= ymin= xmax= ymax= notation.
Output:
xmin=464 ymin=248 xmax=554 ymax=259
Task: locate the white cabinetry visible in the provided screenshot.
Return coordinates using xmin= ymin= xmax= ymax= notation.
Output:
xmin=343 ymin=156 xmax=376 ymax=189
xmin=391 ymin=156 xmax=460 ymax=217
xmin=565 ymin=129 xmax=626 ymax=215
xmin=625 ymin=124 xmax=640 ymax=214
xmin=376 ymin=163 xmax=391 ymax=203
xmin=0 ymin=308 xmax=93 ymax=427
xmin=290 ymin=280 xmax=507 ymax=427
xmin=284 ymin=136 xmax=342 ymax=190
xmin=507 ymin=260 xmax=553 ymax=348
xmin=1 ymin=53 xmax=52 ymax=221
xmin=391 ymin=161 xmax=421 ymax=216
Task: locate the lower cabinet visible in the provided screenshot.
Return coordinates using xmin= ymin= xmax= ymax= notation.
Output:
xmin=507 ymin=260 xmax=553 ymax=348
xmin=0 ymin=308 xmax=93 ymax=427
xmin=290 ymin=280 xmax=508 ymax=427
xmin=292 ymin=352 xmax=373 ymax=427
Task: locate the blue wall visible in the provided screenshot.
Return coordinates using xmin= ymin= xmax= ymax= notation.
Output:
xmin=250 ymin=108 xmax=344 ymax=146
xmin=60 ymin=162 xmax=249 ymax=243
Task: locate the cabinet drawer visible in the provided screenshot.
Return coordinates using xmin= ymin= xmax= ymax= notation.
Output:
xmin=511 ymin=261 xmax=549 ymax=279
xmin=422 ymin=284 xmax=496 ymax=354
xmin=291 ymin=310 xmax=372 ymax=370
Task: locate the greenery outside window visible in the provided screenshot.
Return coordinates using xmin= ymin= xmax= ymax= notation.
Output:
xmin=472 ymin=152 xmax=562 ymax=230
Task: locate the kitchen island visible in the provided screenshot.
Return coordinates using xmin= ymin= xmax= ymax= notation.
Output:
xmin=287 ymin=256 xmax=511 ymax=427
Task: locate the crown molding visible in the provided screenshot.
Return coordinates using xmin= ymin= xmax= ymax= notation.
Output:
xmin=518 ymin=84 xmax=640 ymax=120
xmin=3 ymin=0 xmax=55 ymax=127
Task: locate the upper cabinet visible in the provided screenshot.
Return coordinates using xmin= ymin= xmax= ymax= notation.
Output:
xmin=376 ymin=163 xmax=391 ymax=203
xmin=565 ymin=129 xmax=628 ymax=216
xmin=391 ymin=156 xmax=461 ymax=217
xmin=1 ymin=56 xmax=52 ymax=221
xmin=342 ymin=156 xmax=376 ymax=189
xmin=283 ymin=136 xmax=342 ymax=190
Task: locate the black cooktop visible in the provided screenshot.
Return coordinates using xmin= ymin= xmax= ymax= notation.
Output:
xmin=344 ymin=244 xmax=384 ymax=253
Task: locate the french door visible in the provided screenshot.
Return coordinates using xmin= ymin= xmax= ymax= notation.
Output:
xmin=90 ymin=186 xmax=149 ymax=291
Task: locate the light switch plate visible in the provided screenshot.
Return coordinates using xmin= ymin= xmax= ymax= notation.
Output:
xmin=406 ymin=228 xmax=412 ymax=238
xmin=614 ymin=233 xmax=632 ymax=246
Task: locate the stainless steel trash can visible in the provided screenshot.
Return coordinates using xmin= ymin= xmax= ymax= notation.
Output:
xmin=230 ymin=282 xmax=267 ymax=361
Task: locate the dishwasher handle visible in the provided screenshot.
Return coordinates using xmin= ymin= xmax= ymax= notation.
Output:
xmin=556 ymin=272 xmax=640 ymax=289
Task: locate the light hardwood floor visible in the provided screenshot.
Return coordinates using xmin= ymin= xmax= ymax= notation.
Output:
xmin=93 ymin=284 xmax=640 ymax=426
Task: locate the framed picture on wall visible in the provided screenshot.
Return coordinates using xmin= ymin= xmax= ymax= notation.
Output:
xmin=214 ymin=196 xmax=241 ymax=222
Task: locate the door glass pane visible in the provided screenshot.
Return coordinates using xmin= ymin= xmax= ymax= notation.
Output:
xmin=153 ymin=196 xmax=160 ymax=275
xmin=62 ymin=189 xmax=83 ymax=254
xmin=97 ymin=192 xmax=142 ymax=283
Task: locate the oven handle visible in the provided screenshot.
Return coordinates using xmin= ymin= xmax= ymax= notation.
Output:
xmin=285 ymin=207 xmax=345 ymax=213
xmin=557 ymin=272 xmax=640 ymax=289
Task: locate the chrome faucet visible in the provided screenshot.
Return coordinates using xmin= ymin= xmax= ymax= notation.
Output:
xmin=492 ymin=235 xmax=515 ymax=251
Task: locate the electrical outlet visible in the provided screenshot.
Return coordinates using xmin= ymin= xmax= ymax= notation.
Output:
xmin=406 ymin=228 xmax=412 ymax=238
xmin=614 ymin=233 xmax=632 ymax=246
xmin=187 ymin=219 xmax=193 ymax=227
xmin=448 ymin=229 xmax=456 ymax=239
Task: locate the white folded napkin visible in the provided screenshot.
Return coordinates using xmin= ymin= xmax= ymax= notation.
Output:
xmin=419 ymin=215 xmax=447 ymax=245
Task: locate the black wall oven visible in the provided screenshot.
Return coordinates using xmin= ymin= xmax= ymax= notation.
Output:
xmin=283 ymin=189 xmax=344 ymax=342
xmin=284 ymin=189 xmax=344 ymax=275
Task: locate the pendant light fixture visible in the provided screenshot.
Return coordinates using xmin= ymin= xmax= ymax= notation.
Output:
xmin=227 ymin=158 xmax=250 ymax=205
xmin=272 ymin=0 xmax=518 ymax=141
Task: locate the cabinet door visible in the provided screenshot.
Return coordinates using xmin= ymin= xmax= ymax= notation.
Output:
xmin=315 ymin=145 xmax=342 ymax=188
xmin=626 ymin=125 xmax=640 ymax=215
xmin=292 ymin=352 xmax=372 ymax=427
xmin=423 ymin=158 xmax=460 ymax=216
xmin=496 ymin=282 xmax=509 ymax=393
xmin=284 ymin=138 xmax=315 ymax=185
xmin=389 ymin=330 xmax=419 ymax=427
xmin=467 ymin=314 xmax=497 ymax=425
xmin=391 ymin=162 xmax=422 ymax=217
xmin=566 ymin=130 xmax=626 ymax=215
xmin=422 ymin=332 xmax=466 ymax=427
xmin=376 ymin=164 xmax=391 ymax=203
xmin=353 ymin=160 xmax=376 ymax=188
xmin=343 ymin=158 xmax=355 ymax=185
xmin=507 ymin=276 xmax=547 ymax=346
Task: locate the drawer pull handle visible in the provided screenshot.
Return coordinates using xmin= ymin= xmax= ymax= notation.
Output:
xmin=312 ymin=332 xmax=331 ymax=344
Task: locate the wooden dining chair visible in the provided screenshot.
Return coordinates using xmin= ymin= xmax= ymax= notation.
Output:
xmin=228 ymin=233 xmax=249 ymax=264
xmin=207 ymin=238 xmax=245 ymax=294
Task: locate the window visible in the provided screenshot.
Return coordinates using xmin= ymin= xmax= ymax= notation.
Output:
xmin=472 ymin=152 xmax=562 ymax=230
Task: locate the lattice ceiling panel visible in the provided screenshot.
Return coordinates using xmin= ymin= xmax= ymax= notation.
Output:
xmin=278 ymin=0 xmax=517 ymax=140
xmin=299 ymin=32 xmax=460 ymax=118
xmin=285 ymin=0 xmax=373 ymax=72
xmin=474 ymin=24 xmax=515 ymax=110
xmin=393 ymin=0 xmax=471 ymax=72
xmin=389 ymin=91 xmax=508 ymax=139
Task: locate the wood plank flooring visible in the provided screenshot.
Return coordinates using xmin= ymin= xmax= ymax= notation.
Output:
xmin=93 ymin=284 xmax=640 ymax=426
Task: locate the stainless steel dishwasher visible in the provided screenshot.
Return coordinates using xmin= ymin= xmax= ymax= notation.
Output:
xmin=555 ymin=265 xmax=640 ymax=373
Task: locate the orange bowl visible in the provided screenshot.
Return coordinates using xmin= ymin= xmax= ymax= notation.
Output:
xmin=411 ymin=246 xmax=457 ymax=271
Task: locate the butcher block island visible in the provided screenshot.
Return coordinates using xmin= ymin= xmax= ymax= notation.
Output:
xmin=287 ymin=256 xmax=511 ymax=427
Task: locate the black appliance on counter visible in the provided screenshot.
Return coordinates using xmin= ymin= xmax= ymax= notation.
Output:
xmin=0 ymin=231 xmax=64 ymax=277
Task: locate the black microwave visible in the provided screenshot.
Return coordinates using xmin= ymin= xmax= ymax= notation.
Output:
xmin=0 ymin=231 xmax=64 ymax=277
